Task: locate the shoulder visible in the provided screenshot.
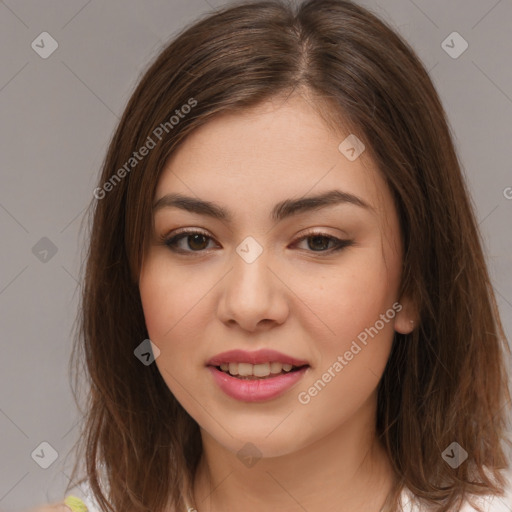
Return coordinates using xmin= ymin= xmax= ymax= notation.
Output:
xmin=65 ymin=480 xmax=102 ymax=512
xmin=459 ymin=474 xmax=512 ymax=512
xmin=400 ymin=466 xmax=512 ymax=512
xmin=65 ymin=479 xmax=183 ymax=512
xmin=460 ymin=466 xmax=512 ymax=512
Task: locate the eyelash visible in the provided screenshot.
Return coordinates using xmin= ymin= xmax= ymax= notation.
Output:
xmin=159 ymin=228 xmax=354 ymax=256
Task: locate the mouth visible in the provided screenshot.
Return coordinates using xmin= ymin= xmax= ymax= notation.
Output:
xmin=206 ymin=349 xmax=310 ymax=400
xmin=207 ymin=363 xmax=310 ymax=402
xmin=211 ymin=362 xmax=310 ymax=380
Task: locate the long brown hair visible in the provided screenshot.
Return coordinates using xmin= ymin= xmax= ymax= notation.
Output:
xmin=66 ymin=1 xmax=512 ymax=510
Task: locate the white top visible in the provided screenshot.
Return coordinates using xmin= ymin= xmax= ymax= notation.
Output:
xmin=399 ymin=479 xmax=512 ymax=511
xmin=68 ymin=468 xmax=512 ymax=512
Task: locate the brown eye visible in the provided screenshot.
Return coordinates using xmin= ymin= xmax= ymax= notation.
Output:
xmin=293 ymin=232 xmax=354 ymax=253
xmin=306 ymin=235 xmax=332 ymax=251
xmin=161 ymin=230 xmax=353 ymax=256
xmin=163 ymin=230 xmax=217 ymax=253
xmin=186 ymin=233 xmax=210 ymax=251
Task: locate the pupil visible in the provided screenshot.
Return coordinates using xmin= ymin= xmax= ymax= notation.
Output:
xmin=308 ymin=235 xmax=329 ymax=251
xmin=189 ymin=234 xmax=207 ymax=250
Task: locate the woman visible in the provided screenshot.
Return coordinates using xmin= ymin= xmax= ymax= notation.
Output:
xmin=33 ymin=0 xmax=512 ymax=510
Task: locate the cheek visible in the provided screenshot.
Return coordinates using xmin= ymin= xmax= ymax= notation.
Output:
xmin=289 ymin=246 xmax=400 ymax=417
xmin=292 ymin=245 xmax=400 ymax=346
xmin=138 ymin=256 xmax=212 ymax=403
xmin=138 ymin=254 xmax=225 ymax=396
xmin=139 ymin=254 xmax=207 ymax=342
xmin=292 ymin=249 xmax=398 ymax=432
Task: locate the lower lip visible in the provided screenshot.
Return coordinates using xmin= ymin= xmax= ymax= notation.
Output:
xmin=207 ymin=366 xmax=309 ymax=402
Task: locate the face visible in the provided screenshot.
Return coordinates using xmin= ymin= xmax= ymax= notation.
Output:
xmin=138 ymin=93 xmax=414 ymax=458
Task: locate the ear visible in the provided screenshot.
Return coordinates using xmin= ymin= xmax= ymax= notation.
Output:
xmin=393 ymin=295 xmax=418 ymax=334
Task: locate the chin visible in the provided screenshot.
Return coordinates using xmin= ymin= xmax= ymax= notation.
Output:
xmin=201 ymin=420 xmax=313 ymax=459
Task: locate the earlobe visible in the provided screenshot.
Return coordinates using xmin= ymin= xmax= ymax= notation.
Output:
xmin=393 ymin=297 xmax=418 ymax=334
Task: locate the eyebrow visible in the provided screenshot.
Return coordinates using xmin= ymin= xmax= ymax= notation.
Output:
xmin=152 ymin=189 xmax=371 ymax=223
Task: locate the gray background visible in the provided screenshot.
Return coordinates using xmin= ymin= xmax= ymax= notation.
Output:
xmin=1 ymin=0 xmax=511 ymax=509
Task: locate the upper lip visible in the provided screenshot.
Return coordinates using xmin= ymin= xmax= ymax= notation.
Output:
xmin=206 ymin=349 xmax=309 ymax=367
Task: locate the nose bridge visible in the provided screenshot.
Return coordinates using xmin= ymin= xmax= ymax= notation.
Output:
xmin=218 ymin=236 xmax=288 ymax=329
xmin=230 ymin=237 xmax=273 ymax=305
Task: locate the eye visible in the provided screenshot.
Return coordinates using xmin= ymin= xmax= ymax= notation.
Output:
xmin=161 ymin=229 xmax=217 ymax=253
xmin=292 ymin=231 xmax=354 ymax=253
xmin=160 ymin=229 xmax=353 ymax=255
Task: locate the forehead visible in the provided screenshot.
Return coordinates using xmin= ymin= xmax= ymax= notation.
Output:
xmin=155 ymin=94 xmax=389 ymax=219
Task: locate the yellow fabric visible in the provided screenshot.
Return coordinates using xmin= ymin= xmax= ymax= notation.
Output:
xmin=64 ymin=495 xmax=89 ymax=512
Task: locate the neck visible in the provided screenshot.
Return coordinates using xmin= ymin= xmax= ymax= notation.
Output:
xmin=189 ymin=393 xmax=395 ymax=512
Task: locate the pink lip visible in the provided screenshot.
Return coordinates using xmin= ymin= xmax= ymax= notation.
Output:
xmin=206 ymin=349 xmax=309 ymax=367
xmin=207 ymin=365 xmax=309 ymax=402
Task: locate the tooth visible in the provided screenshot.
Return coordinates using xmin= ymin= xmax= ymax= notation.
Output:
xmin=222 ymin=361 xmax=297 ymax=377
xmin=253 ymin=363 xmax=271 ymax=377
xmin=237 ymin=362 xmax=253 ymax=376
xmin=270 ymin=362 xmax=283 ymax=374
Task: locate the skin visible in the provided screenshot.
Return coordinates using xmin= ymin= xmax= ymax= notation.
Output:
xmin=139 ymin=92 xmax=415 ymax=512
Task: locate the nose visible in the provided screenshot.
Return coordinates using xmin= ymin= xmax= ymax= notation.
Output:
xmin=216 ymin=247 xmax=289 ymax=332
